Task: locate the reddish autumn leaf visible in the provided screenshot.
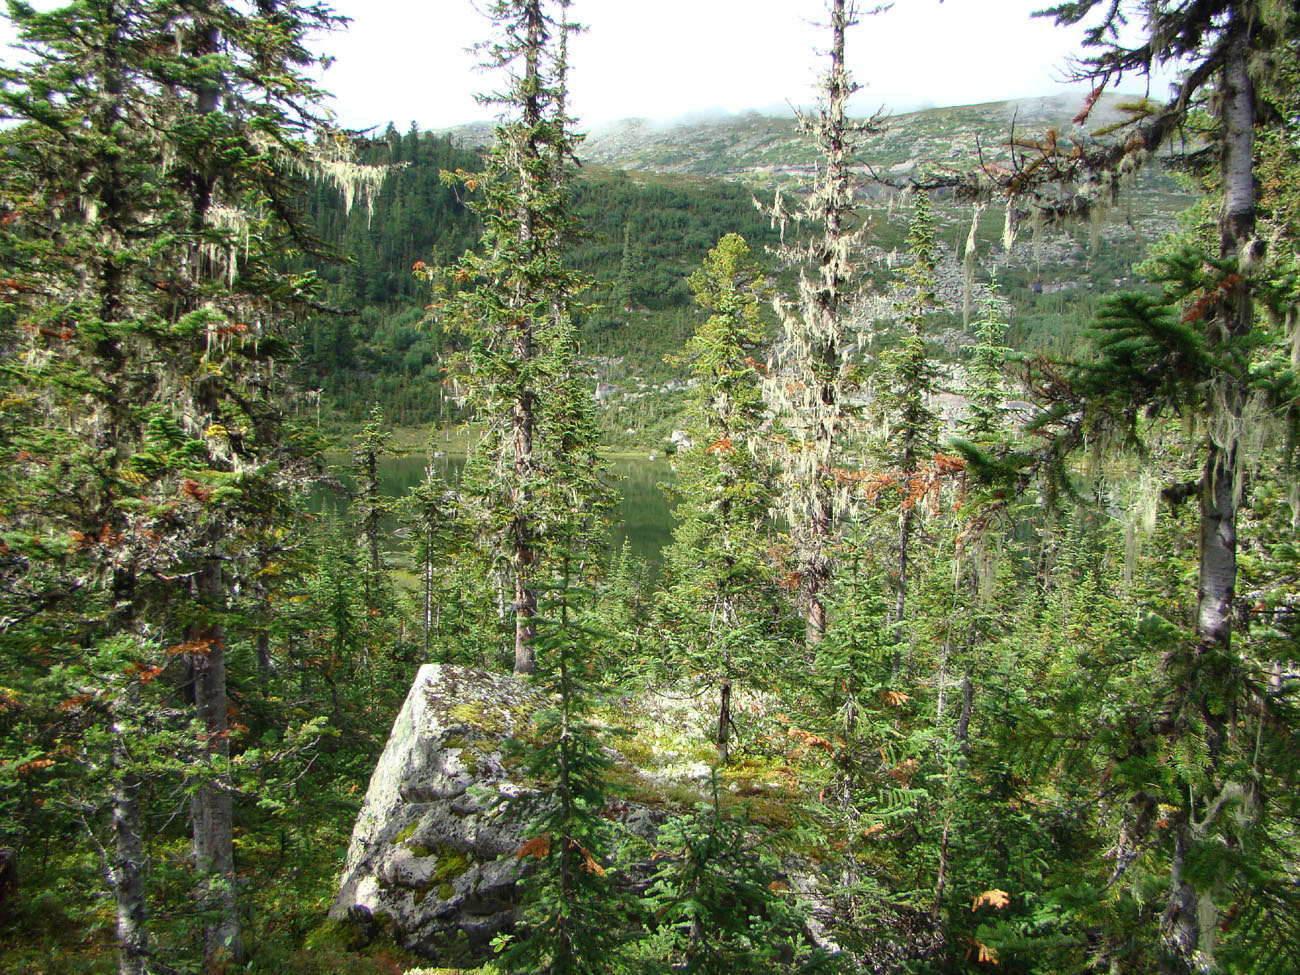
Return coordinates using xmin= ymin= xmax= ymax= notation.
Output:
xmin=516 ymin=835 xmax=551 ymax=859
xmin=971 ymin=889 xmax=1011 ymax=911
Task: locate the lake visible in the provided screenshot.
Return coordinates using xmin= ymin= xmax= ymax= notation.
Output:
xmin=370 ymin=454 xmax=679 ymax=570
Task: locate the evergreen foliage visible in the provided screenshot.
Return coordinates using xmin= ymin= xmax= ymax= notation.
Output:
xmin=762 ymin=0 xmax=880 ymax=643
xmin=433 ymin=0 xmax=606 ymax=675
xmin=657 ymin=234 xmax=793 ymax=761
xmin=2 ymin=3 xmax=1299 ymax=975
xmin=640 ymin=774 xmax=825 ymax=974
xmin=498 ymin=558 xmax=626 ymax=974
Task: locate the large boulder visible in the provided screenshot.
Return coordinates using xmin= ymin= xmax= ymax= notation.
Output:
xmin=329 ymin=665 xmax=841 ymax=964
xmin=330 ymin=665 xmax=539 ymax=957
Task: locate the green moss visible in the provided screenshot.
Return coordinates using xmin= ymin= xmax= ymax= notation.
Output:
xmin=303 ymin=918 xmax=362 ymax=953
xmin=440 ymin=733 xmax=490 ymax=774
xmin=447 ymin=701 xmax=507 ymax=735
xmin=296 ymin=916 xmax=425 ymax=973
xmin=393 ymin=820 xmax=420 ymax=845
xmin=610 ymin=734 xmax=656 ymax=766
xmin=444 ymin=699 xmax=536 ymax=742
xmin=432 ymin=846 xmax=472 ymax=886
xmin=605 ymin=764 xmax=702 ymax=810
xmin=405 ymin=844 xmax=475 ymax=903
xmin=718 ymin=789 xmax=798 ymax=830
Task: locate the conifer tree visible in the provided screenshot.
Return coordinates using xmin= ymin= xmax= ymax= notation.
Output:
xmin=658 ymin=234 xmax=789 ymax=761
xmin=401 ymin=438 xmax=459 ymax=658
xmin=1 ymin=0 xmax=345 ymax=968
xmin=437 ymin=0 xmax=597 ymax=674
xmin=1 ymin=5 xmax=196 ymax=967
xmin=353 ymin=406 xmax=393 ymax=579
xmin=964 ymin=3 xmax=1300 ymax=968
xmin=764 ymin=0 xmax=881 ymax=643
xmin=874 ymin=192 xmax=942 ymax=661
xmin=499 ymin=544 xmax=626 ymax=974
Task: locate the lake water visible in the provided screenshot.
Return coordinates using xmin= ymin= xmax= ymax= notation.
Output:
xmin=372 ymin=454 xmax=679 ymax=570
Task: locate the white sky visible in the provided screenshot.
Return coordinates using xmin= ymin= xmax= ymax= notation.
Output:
xmin=2 ymin=1 xmax=1178 ymax=131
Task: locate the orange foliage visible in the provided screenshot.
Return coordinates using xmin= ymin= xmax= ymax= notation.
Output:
xmin=164 ymin=639 xmax=213 ymax=657
xmin=1182 ymin=273 xmax=1242 ymax=324
xmin=516 ymin=835 xmax=551 ymax=860
xmin=1073 ymin=85 xmax=1105 ymax=125
xmin=971 ymin=889 xmax=1011 ymax=911
xmin=787 ymin=727 xmax=833 ymax=750
xmin=580 ymin=847 xmax=606 ymax=877
xmin=129 ymin=664 xmax=164 ymax=684
xmin=968 ymin=940 xmax=1000 ymax=965
xmin=885 ymin=758 xmax=919 ymax=786
xmin=181 ymin=479 xmax=212 ymax=503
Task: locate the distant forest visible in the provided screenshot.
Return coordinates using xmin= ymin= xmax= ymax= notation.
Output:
xmin=295 ymin=127 xmax=782 ymax=426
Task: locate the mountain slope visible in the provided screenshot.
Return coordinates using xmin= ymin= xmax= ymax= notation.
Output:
xmin=449 ymin=93 xmax=1161 ymax=183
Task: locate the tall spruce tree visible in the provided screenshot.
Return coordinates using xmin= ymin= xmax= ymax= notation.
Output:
xmin=0 ymin=0 xmax=344 ymax=969
xmin=873 ymin=191 xmax=942 ymax=664
xmin=764 ymin=0 xmax=881 ymax=643
xmin=437 ymin=0 xmax=597 ymax=675
xmin=658 ymin=234 xmax=789 ymax=762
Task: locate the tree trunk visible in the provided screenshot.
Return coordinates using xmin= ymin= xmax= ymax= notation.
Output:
xmin=893 ymin=505 xmax=912 ymax=676
xmin=256 ymin=629 xmax=271 ymax=678
xmin=510 ymin=0 xmax=546 ymax=676
xmin=108 ymin=731 xmax=150 ymax=975
xmin=364 ymin=447 xmax=382 ymax=577
xmin=424 ymin=535 xmax=434 ymax=656
xmin=932 ymin=811 xmax=953 ymax=922
xmin=805 ymin=559 xmax=829 ymax=644
xmin=189 ymin=555 xmax=242 ymax=970
xmin=716 ymin=678 xmax=732 ymax=763
xmin=955 ymin=670 xmax=973 ymax=766
xmin=1165 ymin=15 xmax=1257 ymax=971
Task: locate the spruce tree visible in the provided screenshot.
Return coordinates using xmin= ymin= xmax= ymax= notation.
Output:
xmin=658 ymin=234 xmax=790 ymax=762
xmin=437 ymin=0 xmax=599 ymax=675
xmin=353 ymin=405 xmax=393 ymax=580
xmin=873 ymin=191 xmax=943 ymax=663
xmin=499 ymin=555 xmax=626 ymax=974
xmin=764 ymin=0 xmax=881 ymax=643
xmin=968 ymin=3 xmax=1300 ymax=968
xmin=1 ymin=0 xmax=345 ymax=969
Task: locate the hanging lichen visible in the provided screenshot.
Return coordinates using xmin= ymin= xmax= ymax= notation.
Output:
xmin=259 ymin=128 xmax=395 ymax=227
xmin=963 ymin=203 xmax=984 ymax=327
xmin=203 ymin=205 xmax=252 ymax=289
xmin=1001 ymin=201 xmax=1017 ymax=252
xmin=317 ymin=160 xmax=390 ymax=226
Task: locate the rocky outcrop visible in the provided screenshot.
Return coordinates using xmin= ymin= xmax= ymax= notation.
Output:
xmin=330 ymin=665 xmax=539 ymax=956
xmin=330 ymin=665 xmax=844 ymax=964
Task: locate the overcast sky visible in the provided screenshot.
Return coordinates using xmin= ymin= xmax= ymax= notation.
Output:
xmin=2 ymin=1 xmax=1177 ymax=131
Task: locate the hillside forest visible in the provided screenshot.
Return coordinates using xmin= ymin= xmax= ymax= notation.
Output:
xmin=1 ymin=2 xmax=1299 ymax=975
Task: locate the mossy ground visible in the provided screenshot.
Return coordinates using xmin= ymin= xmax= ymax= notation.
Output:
xmin=592 ymin=688 xmax=820 ymax=833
